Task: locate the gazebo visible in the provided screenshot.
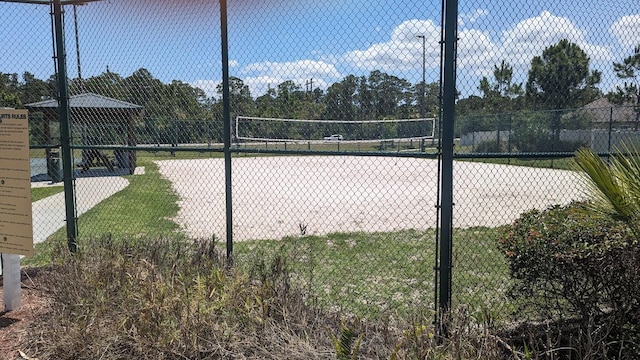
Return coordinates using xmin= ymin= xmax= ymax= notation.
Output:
xmin=25 ymin=92 xmax=144 ymax=176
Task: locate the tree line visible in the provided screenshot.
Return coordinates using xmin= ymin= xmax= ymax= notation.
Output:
xmin=2 ymin=39 xmax=639 ymax=146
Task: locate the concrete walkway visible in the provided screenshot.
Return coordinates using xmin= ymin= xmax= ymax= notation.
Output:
xmin=31 ymin=176 xmax=130 ymax=244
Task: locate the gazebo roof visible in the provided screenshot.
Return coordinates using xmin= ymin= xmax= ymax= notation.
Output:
xmin=25 ymin=92 xmax=143 ymax=110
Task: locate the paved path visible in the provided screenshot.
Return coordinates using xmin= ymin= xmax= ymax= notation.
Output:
xmin=31 ymin=177 xmax=129 ymax=244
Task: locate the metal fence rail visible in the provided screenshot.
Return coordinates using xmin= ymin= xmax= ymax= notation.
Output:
xmin=3 ymin=0 xmax=639 ymax=323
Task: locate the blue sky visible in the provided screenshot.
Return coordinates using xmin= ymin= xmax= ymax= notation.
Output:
xmin=1 ymin=0 xmax=639 ymax=99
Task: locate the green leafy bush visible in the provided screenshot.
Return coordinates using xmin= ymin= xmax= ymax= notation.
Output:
xmin=498 ymin=203 xmax=640 ymax=356
xmin=473 ymin=139 xmax=510 ymax=153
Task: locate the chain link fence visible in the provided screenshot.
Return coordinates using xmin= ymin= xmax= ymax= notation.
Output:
xmin=2 ymin=0 xmax=639 ymax=323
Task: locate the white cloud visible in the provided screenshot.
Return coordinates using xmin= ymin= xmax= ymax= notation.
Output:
xmin=241 ymin=76 xmax=281 ymax=97
xmin=241 ymin=60 xmax=341 ymax=97
xmin=192 ymin=60 xmax=341 ymax=98
xmin=345 ymin=12 xmax=611 ymax=79
xmin=499 ymin=11 xmax=611 ymax=65
xmin=191 ymin=79 xmax=220 ymax=99
xmin=195 ymin=12 xmax=619 ymax=99
xmin=610 ymin=14 xmax=640 ymax=49
xmin=243 ymin=60 xmax=341 ymax=78
xmin=344 ymin=19 xmax=440 ymax=71
xmin=457 ymin=29 xmax=497 ymax=74
xmin=459 ymin=9 xmax=489 ymax=27
xmin=212 ymin=59 xmax=238 ymax=68
xmin=453 ymin=11 xmax=613 ymax=83
xmin=242 ymin=76 xmax=332 ymax=98
xmin=191 ymin=60 xmax=239 ymax=98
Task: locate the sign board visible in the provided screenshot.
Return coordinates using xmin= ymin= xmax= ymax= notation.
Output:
xmin=0 ymin=109 xmax=33 ymax=257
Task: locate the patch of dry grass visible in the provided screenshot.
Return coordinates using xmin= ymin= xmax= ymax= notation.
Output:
xmin=19 ymin=236 xmax=512 ymax=359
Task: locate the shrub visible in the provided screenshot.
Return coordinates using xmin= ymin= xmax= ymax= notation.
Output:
xmin=473 ymin=139 xmax=510 ymax=153
xmin=498 ymin=202 xmax=640 ymax=357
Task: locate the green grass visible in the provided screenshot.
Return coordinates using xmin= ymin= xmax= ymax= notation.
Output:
xmin=136 ymin=149 xmax=224 ymax=161
xmin=234 ymin=227 xmax=510 ymax=320
xmin=74 ymin=160 xmax=181 ymax=237
xmin=23 ymin=159 xmax=184 ymax=266
xmin=235 ymin=230 xmax=435 ymax=318
xmin=461 ymin=156 xmax=576 ymax=170
xmin=452 ymin=226 xmax=514 ymax=322
xmin=31 ymin=186 xmax=64 ymax=202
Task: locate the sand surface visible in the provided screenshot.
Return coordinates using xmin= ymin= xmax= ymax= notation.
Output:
xmin=155 ymin=156 xmax=585 ymax=241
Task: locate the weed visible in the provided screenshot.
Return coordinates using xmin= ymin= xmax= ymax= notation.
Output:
xmin=326 ymin=318 xmax=363 ymax=360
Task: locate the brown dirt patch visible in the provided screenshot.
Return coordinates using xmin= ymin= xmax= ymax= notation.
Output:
xmin=0 ymin=269 xmax=49 ymax=360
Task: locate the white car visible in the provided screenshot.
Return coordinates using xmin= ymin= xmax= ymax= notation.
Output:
xmin=323 ymin=134 xmax=344 ymax=141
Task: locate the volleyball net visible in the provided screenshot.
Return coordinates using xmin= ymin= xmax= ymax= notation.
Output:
xmin=234 ymin=116 xmax=437 ymax=145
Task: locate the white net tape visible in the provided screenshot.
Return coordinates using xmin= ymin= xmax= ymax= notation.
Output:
xmin=234 ymin=116 xmax=437 ymax=143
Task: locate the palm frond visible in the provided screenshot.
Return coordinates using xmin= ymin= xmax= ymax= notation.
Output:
xmin=575 ymin=144 xmax=640 ymax=238
xmin=574 ymin=148 xmax=632 ymax=221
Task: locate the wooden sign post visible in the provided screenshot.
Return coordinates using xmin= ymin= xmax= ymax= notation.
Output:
xmin=0 ymin=108 xmax=33 ymax=311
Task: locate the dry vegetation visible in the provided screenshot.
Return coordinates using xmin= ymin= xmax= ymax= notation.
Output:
xmin=0 ymin=268 xmax=50 ymax=358
xmin=2 ymin=236 xmax=513 ymax=360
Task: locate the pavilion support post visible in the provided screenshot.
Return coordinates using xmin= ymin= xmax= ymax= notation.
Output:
xmin=127 ymin=113 xmax=138 ymax=174
xmin=44 ymin=113 xmax=52 ymax=177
